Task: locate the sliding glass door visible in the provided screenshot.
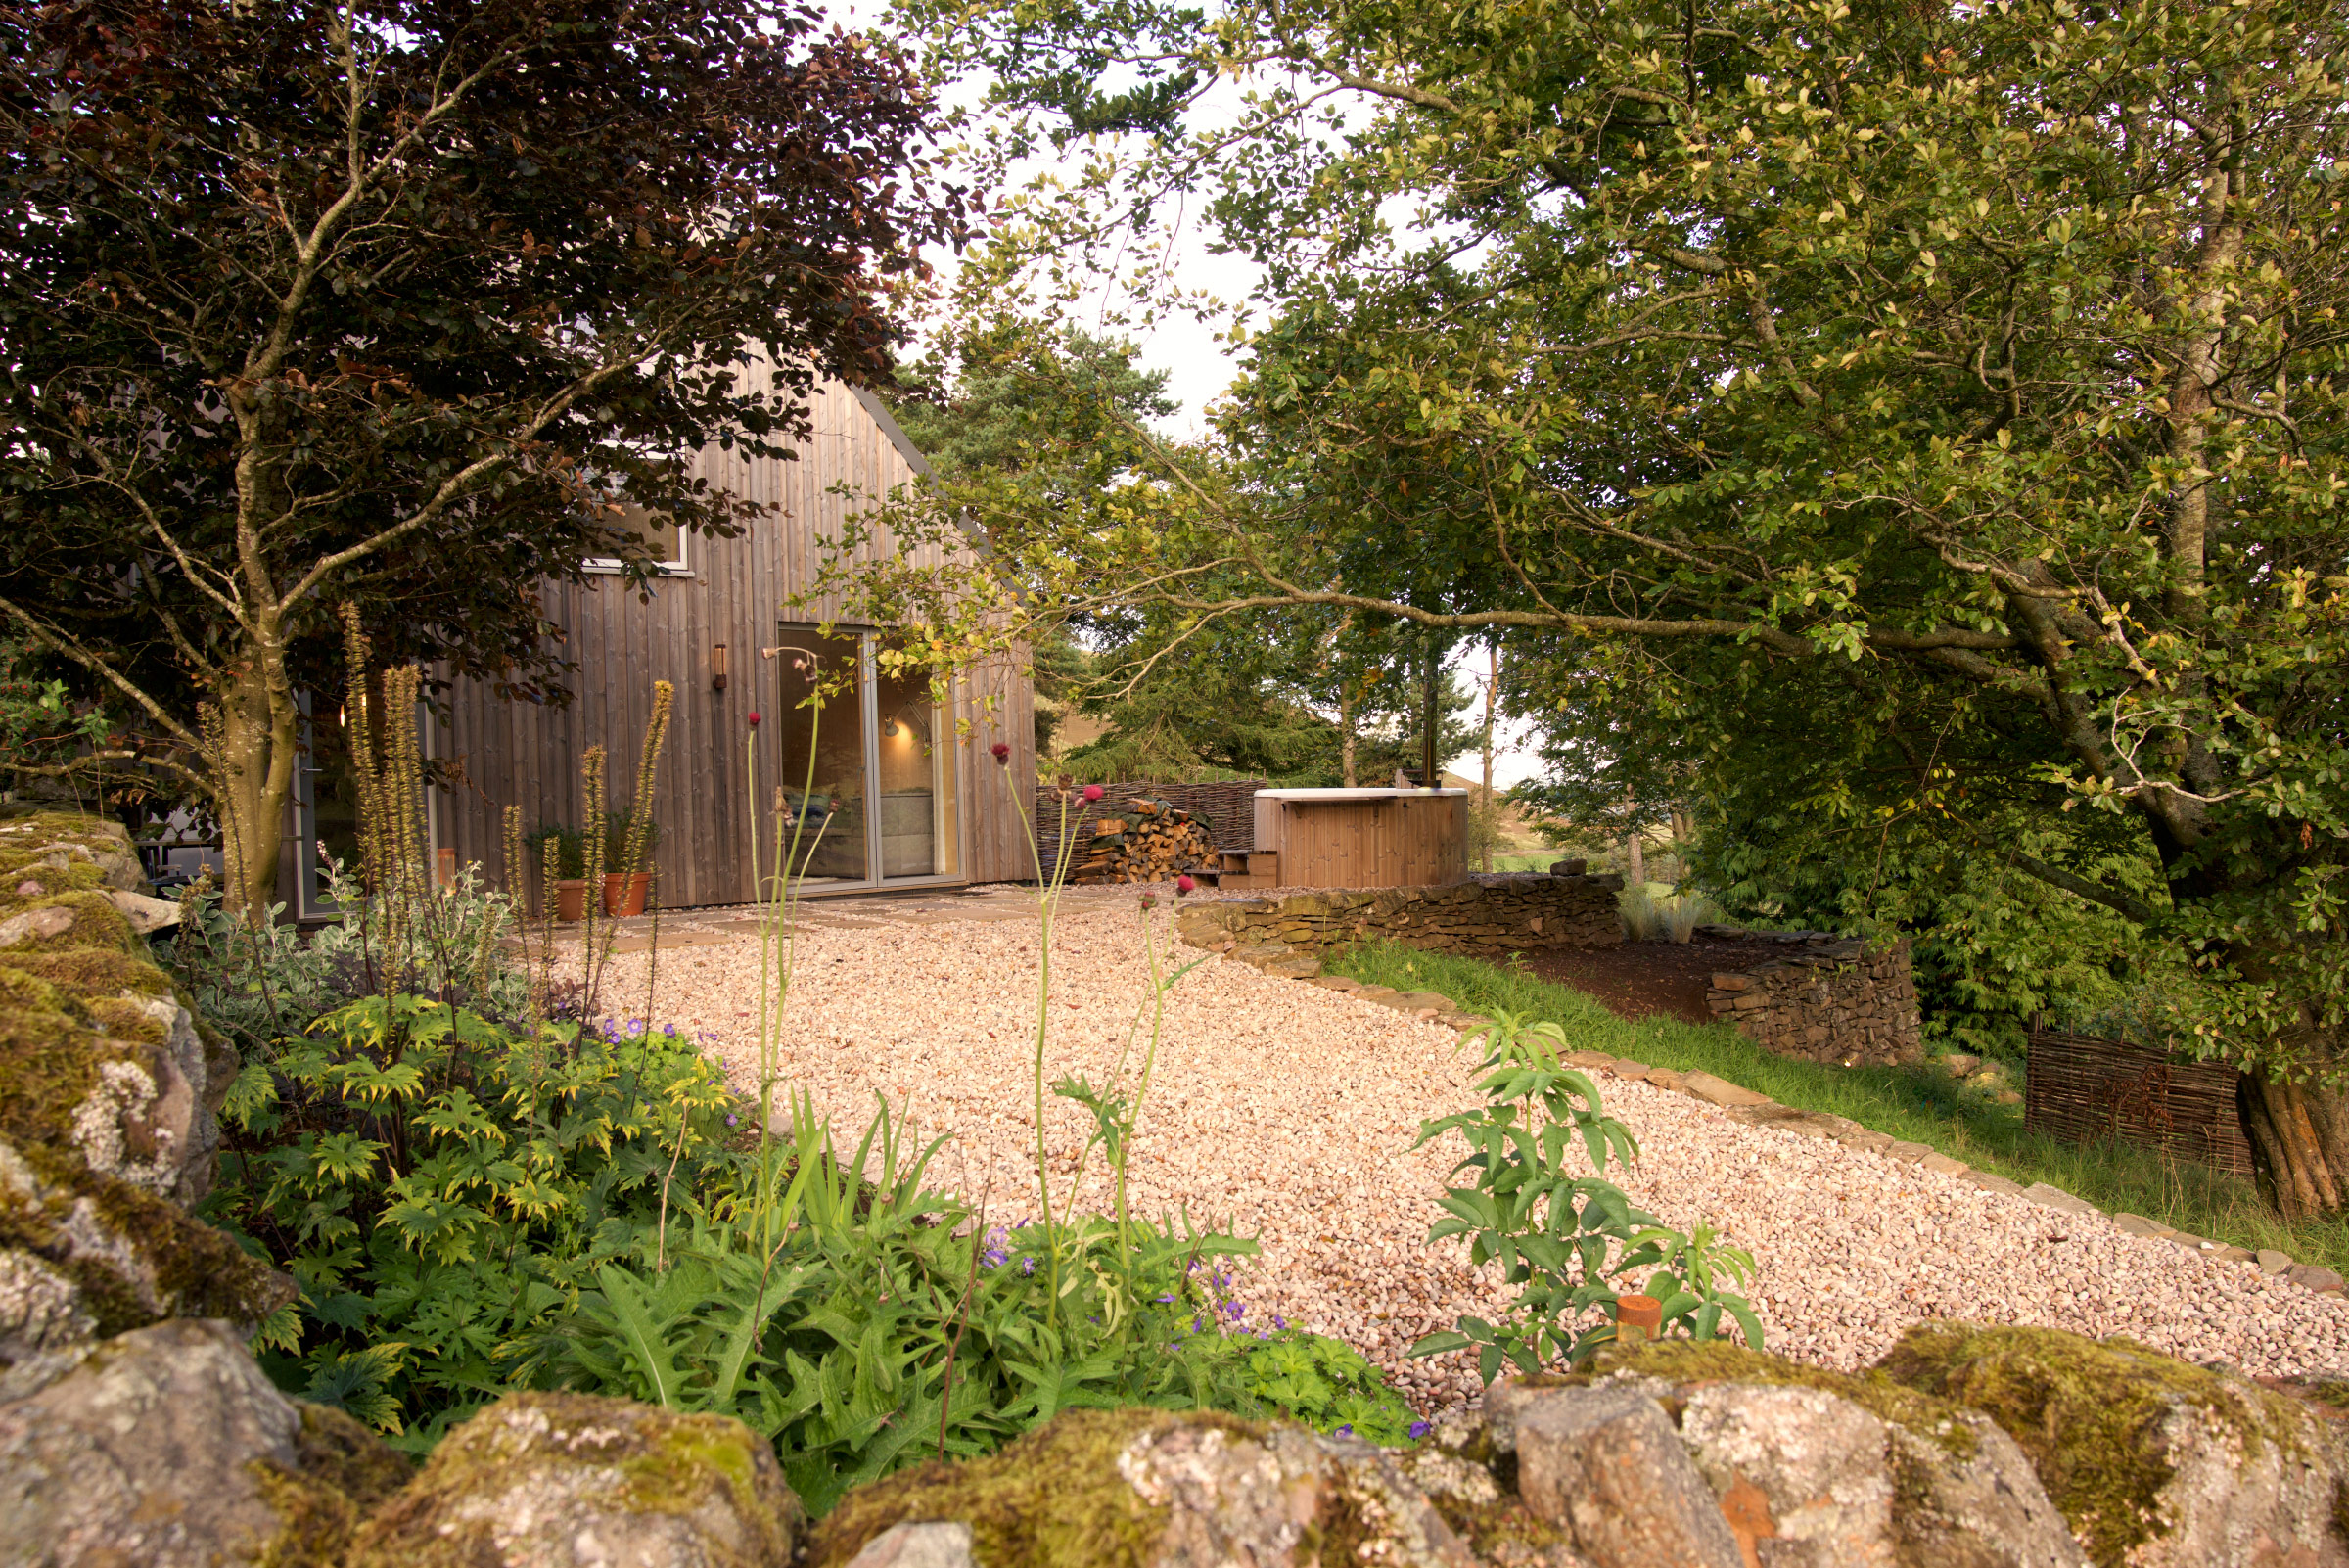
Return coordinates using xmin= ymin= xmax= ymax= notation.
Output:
xmin=774 ymin=624 xmax=960 ymax=888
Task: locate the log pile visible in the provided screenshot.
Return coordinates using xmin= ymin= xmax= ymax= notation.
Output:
xmin=1069 ymin=798 xmax=1217 ymax=884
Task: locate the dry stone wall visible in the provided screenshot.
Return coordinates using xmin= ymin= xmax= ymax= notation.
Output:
xmin=1702 ymin=929 xmax=1921 ymax=1067
xmin=0 ymin=809 xmax=290 ymax=1364
xmin=1174 ymin=871 xmax=1624 ymax=959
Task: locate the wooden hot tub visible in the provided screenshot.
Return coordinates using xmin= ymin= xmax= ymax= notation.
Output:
xmin=1252 ymin=788 xmax=1469 ymax=889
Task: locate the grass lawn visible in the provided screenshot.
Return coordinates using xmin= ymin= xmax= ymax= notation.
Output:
xmin=1329 ymin=939 xmax=2349 ymax=1276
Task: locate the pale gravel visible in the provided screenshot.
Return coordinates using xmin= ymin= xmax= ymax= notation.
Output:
xmin=597 ymin=902 xmax=2349 ymax=1408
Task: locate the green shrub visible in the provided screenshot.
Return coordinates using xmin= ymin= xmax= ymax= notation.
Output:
xmin=525 ymin=823 xmax=588 ymax=880
xmin=1409 ymin=1010 xmax=1763 ymax=1380
xmin=1230 ymin=1331 xmax=1421 ymax=1446
xmin=206 ymin=994 xmax=740 ymax=1449
xmin=602 ymin=813 xmax=661 ymax=872
xmin=545 ymin=1089 xmax=1419 ymax=1514
xmin=169 ymin=865 xmax=531 ymax=1055
xmin=1617 ymin=883 xmax=1726 ymax=944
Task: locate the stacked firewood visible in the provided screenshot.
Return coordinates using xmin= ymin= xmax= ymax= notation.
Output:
xmin=1069 ymin=798 xmax=1217 ymax=884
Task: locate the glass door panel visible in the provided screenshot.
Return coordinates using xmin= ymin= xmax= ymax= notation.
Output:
xmin=773 ymin=630 xmax=868 ymax=885
xmin=297 ymin=689 xmax=366 ymax=917
xmin=873 ymin=652 xmax=959 ymax=880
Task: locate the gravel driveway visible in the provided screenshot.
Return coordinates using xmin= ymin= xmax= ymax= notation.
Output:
xmin=599 ymin=899 xmax=2349 ymax=1407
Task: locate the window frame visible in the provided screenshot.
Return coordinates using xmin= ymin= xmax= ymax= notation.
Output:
xmin=582 ymin=491 xmax=692 ymax=577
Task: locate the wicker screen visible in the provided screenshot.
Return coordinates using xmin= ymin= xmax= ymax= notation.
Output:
xmin=2023 ymin=1030 xmax=2253 ymax=1176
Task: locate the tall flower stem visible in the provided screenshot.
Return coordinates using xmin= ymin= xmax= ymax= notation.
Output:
xmin=997 ymin=753 xmax=1080 ymax=1325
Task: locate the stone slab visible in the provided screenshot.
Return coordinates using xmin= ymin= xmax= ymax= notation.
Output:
xmin=1681 ymin=1071 xmax=1771 ymax=1109
xmin=2020 ymin=1182 xmax=2099 ymax=1218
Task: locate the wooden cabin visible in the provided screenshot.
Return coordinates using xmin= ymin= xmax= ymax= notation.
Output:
xmin=283 ymin=380 xmax=1038 ymax=917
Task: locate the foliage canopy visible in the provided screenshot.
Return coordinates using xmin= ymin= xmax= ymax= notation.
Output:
xmin=0 ymin=0 xmax=960 ymax=905
xmin=874 ymin=0 xmax=2349 ymax=1207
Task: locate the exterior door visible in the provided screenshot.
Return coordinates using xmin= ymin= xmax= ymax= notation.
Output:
xmin=773 ymin=624 xmax=960 ymax=889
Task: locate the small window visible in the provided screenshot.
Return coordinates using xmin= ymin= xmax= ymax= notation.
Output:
xmin=585 ymin=501 xmax=689 ymax=576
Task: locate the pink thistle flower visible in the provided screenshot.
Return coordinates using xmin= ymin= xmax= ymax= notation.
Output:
xmin=1175 ymin=874 xmax=1196 ymax=895
xmin=747 ymin=711 xmax=761 ymax=726
xmin=990 ymin=742 xmax=1011 ymax=763
xmin=1082 ymin=784 xmax=1105 ymax=802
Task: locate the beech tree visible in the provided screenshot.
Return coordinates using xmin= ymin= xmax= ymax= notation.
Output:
xmin=0 ymin=0 xmax=961 ymax=912
xmin=879 ymin=0 xmax=2349 ymax=1211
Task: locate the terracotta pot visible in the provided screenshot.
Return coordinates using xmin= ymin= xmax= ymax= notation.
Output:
xmin=602 ymin=870 xmax=653 ymax=917
xmin=555 ymin=878 xmax=588 ymax=923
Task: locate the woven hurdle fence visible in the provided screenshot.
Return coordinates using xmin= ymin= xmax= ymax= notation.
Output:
xmin=2023 ymin=1029 xmax=2253 ymax=1176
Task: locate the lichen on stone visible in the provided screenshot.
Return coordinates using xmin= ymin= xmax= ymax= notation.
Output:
xmin=1537 ymin=1337 xmax=1985 ymax=1460
xmin=1873 ymin=1320 xmax=2310 ymax=1565
xmin=1398 ymin=1442 xmax=1565 ymax=1564
xmin=349 ymin=1391 xmax=800 ymax=1568
xmin=807 ymin=1407 xmax=1213 ymax=1568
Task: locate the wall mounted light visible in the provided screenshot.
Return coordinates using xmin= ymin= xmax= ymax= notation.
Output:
xmin=711 ymin=643 xmax=729 ymax=692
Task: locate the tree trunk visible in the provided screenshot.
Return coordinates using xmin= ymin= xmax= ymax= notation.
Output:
xmin=1341 ymin=688 xmax=1358 ymax=788
xmin=1626 ymin=831 xmax=1644 ymax=887
xmin=213 ymin=656 xmax=298 ymax=919
xmin=2240 ymin=1072 xmax=2349 ymax=1222
xmin=1480 ymin=646 xmax=1497 ymax=873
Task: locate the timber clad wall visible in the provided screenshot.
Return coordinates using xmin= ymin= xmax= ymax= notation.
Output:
xmin=432 ymin=378 xmax=1037 ymax=904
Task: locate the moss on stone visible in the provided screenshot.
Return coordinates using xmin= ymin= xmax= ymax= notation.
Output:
xmin=1 ymin=1131 xmax=287 ymax=1333
xmin=82 ymin=1169 xmax=291 ymax=1323
xmin=351 ymin=1393 xmax=798 ymax=1568
xmin=807 ymin=1407 xmax=1243 ymax=1568
xmin=1 ymin=891 xmax=137 ymax=958
xmin=1874 ymin=1321 xmax=2307 ymax=1566
xmin=621 ymin=1413 xmax=766 ymax=1521
xmin=296 ymin=1401 xmax=415 ymax=1514
xmin=0 ymin=858 xmax=106 ymax=911
xmin=0 ymin=976 xmax=103 ymax=1153
xmin=5 ymin=947 xmax=173 ymax=1003
xmin=247 ymin=1407 xmax=414 ymax=1568
xmin=249 ymin=1458 xmax=364 ymax=1568
xmin=1402 ymin=1445 xmax=1564 ymax=1563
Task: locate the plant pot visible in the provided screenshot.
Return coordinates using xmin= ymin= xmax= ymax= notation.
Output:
xmin=602 ymin=870 xmax=652 ymax=917
xmin=555 ymin=878 xmax=588 ymax=923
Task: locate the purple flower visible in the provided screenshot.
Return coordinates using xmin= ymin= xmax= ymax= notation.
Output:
xmin=725 ymin=1114 xmax=739 ymax=1127
xmin=1272 ymin=1314 xmax=1288 ymax=1330
xmin=1021 ymin=1256 xmax=1036 ymax=1275
xmin=1409 ymin=1421 xmax=1430 ymax=1439
xmin=1334 ymin=1424 xmax=1353 ymax=1438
